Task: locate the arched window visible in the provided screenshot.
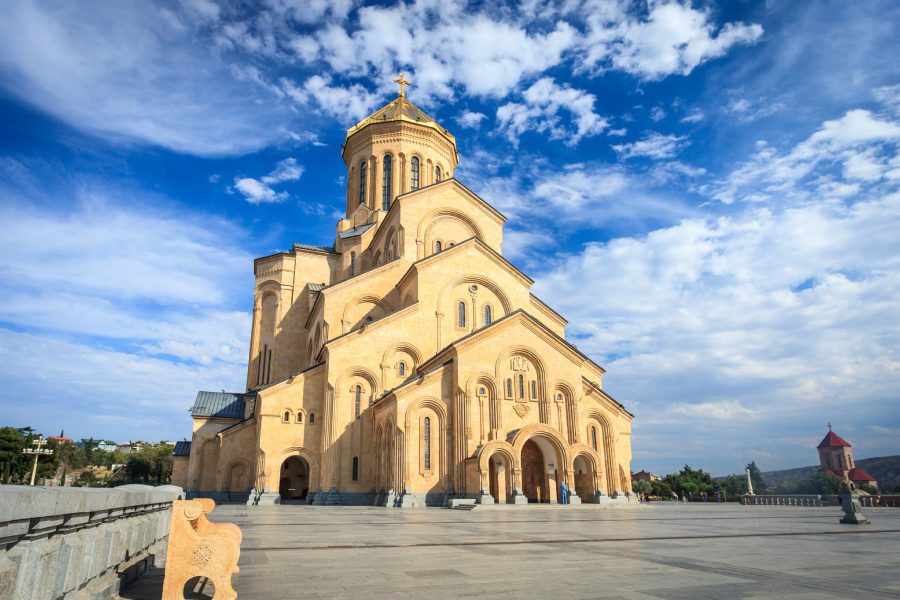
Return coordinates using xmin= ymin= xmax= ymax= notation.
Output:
xmin=530 ymin=380 xmax=537 ymax=400
xmin=365 ymin=316 xmax=373 ymax=324
xmin=282 ymin=410 xmax=290 ymax=423
xmin=398 ymin=361 xmax=406 ymax=376
xmin=352 ymin=456 xmax=359 ymax=481
xmin=382 ymin=155 xmax=392 ymax=211
xmin=591 ymin=426 xmax=598 ymax=451
xmin=309 ymin=413 xmax=315 ymax=424
xmin=435 ymin=165 xmax=442 ymax=182
xmin=411 ymin=156 xmax=420 ymax=190
xmin=359 ymin=162 xmax=367 ymax=205
xmin=296 ymin=412 xmax=303 ymax=423
xmin=518 ymin=374 xmax=525 ymax=398
xmin=423 ymin=417 xmax=431 ymax=470
xmin=350 ymin=252 xmax=356 ymax=277
xmin=483 ymin=305 xmax=492 ymax=326
xmin=457 ymin=301 xmax=466 ymax=327
xmin=435 ymin=241 xmax=442 ymax=253
xmin=355 ymin=385 xmax=362 ymax=419
xmin=506 ymin=378 xmax=513 ymax=398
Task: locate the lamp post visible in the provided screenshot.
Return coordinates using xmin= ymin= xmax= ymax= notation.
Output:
xmin=22 ymin=436 xmax=54 ymax=486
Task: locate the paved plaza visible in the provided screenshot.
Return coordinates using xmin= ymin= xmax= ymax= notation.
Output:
xmin=125 ymin=503 xmax=900 ymax=599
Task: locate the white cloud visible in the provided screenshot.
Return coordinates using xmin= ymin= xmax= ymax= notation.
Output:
xmin=234 ymin=157 xmax=302 ymax=204
xmin=612 ymin=132 xmax=688 ymax=159
xmin=650 ymin=106 xmax=667 ymax=122
xmin=581 ymin=1 xmax=763 ymax=80
xmin=710 ymin=108 xmax=900 ymax=203
xmin=497 ymin=78 xmax=608 ymax=146
xmin=281 ymin=75 xmax=381 ymax=123
xmin=680 ymin=109 xmax=705 ymax=123
xmin=457 ymin=110 xmax=488 ymax=129
xmin=0 ymin=1 xmax=294 ymax=156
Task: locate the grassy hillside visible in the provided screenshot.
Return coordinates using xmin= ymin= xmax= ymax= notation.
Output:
xmin=761 ymin=455 xmax=900 ymax=491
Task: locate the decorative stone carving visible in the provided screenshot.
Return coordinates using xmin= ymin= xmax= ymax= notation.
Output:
xmin=162 ymin=498 xmax=242 ymax=599
xmin=513 ymin=404 xmax=529 ymax=418
xmin=510 ymin=356 xmax=529 ymax=371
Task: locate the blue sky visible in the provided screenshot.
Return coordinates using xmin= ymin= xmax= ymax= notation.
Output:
xmin=1 ymin=0 xmax=898 ymax=475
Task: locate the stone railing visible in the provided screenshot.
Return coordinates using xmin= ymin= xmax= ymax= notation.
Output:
xmin=741 ymin=494 xmax=822 ymax=506
xmin=0 ymin=484 xmax=183 ymax=600
xmin=859 ymin=495 xmax=900 ymax=507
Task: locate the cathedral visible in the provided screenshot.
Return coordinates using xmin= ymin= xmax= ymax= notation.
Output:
xmin=172 ymin=76 xmax=634 ymax=506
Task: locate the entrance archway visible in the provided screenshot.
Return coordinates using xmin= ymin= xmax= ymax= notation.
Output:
xmin=279 ymin=456 xmax=310 ymax=501
xmin=573 ymin=454 xmax=596 ymax=500
xmin=488 ymin=453 xmax=512 ymax=504
xmin=521 ymin=440 xmax=548 ymax=503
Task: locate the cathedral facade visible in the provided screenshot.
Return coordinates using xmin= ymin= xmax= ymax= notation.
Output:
xmin=174 ymin=80 xmax=634 ymax=506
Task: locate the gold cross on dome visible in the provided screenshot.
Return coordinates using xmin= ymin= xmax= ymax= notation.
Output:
xmin=393 ymin=72 xmax=411 ymax=97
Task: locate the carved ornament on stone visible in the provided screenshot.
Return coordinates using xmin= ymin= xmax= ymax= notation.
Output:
xmin=510 ymin=356 xmax=529 ymax=371
xmin=513 ymin=404 xmax=529 ymax=418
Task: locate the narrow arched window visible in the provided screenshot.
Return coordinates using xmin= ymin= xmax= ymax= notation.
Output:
xmin=355 ymin=385 xmax=362 ymax=419
xmin=506 ymin=378 xmax=513 ymax=398
xmin=411 ymin=156 xmax=420 ymax=191
xmin=398 ymin=361 xmax=406 ymax=376
xmin=382 ymin=155 xmax=392 ymax=210
xmin=435 ymin=165 xmax=442 ymax=182
xmin=435 ymin=241 xmax=442 ymax=253
xmin=530 ymin=380 xmax=537 ymax=400
xmin=424 ymin=417 xmax=431 ymax=470
xmin=352 ymin=456 xmax=359 ymax=481
xmin=518 ymin=374 xmax=525 ymax=398
xmin=296 ymin=412 xmax=303 ymax=423
xmin=350 ymin=252 xmax=356 ymax=277
xmin=457 ymin=301 xmax=466 ymax=327
xmin=309 ymin=413 xmax=315 ymax=424
xmin=483 ymin=305 xmax=492 ymax=326
xmin=283 ymin=411 xmax=290 ymax=422
xmin=359 ymin=162 xmax=367 ymax=205
xmin=591 ymin=426 xmax=598 ymax=451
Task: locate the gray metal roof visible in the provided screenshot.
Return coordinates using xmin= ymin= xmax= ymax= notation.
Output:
xmin=308 ymin=283 xmax=327 ymax=292
xmin=173 ymin=441 xmax=192 ymax=457
xmin=293 ymin=242 xmax=336 ymax=253
xmin=190 ymin=391 xmax=245 ymax=419
xmin=337 ymin=223 xmax=374 ymax=239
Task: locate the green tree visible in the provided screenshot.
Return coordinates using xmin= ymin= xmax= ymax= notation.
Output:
xmin=0 ymin=427 xmax=30 ymax=483
xmin=746 ymin=461 xmax=767 ymax=494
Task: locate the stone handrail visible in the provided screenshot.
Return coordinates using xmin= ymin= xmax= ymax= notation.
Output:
xmin=0 ymin=484 xmax=183 ymax=600
xmin=859 ymin=495 xmax=900 ymax=507
xmin=741 ymin=494 xmax=823 ymax=506
xmin=162 ymin=498 xmax=241 ymax=600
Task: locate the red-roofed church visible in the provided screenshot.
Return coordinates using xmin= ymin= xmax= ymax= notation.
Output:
xmin=817 ymin=426 xmax=878 ymax=490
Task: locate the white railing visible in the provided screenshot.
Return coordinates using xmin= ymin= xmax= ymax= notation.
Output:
xmin=741 ymin=494 xmax=822 ymax=506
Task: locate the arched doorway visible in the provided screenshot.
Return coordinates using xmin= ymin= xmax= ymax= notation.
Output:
xmin=279 ymin=456 xmax=310 ymax=501
xmin=521 ymin=440 xmax=547 ymax=503
xmin=488 ymin=453 xmax=511 ymax=504
xmin=573 ymin=454 xmax=596 ymax=501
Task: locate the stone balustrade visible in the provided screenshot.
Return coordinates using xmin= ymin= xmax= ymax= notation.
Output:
xmin=741 ymin=494 xmax=823 ymax=506
xmin=859 ymin=495 xmax=900 ymax=507
xmin=0 ymin=484 xmax=183 ymax=600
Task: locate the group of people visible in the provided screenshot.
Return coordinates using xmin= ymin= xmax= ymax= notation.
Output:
xmin=635 ymin=489 xmax=726 ymax=503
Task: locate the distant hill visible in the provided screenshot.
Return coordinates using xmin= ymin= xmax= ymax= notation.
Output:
xmin=760 ymin=455 xmax=900 ymax=491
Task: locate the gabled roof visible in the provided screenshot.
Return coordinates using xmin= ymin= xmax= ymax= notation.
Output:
xmin=848 ymin=467 xmax=876 ymax=482
xmin=190 ymin=391 xmax=246 ymax=419
xmin=173 ymin=441 xmax=192 ymax=457
xmin=818 ymin=430 xmax=851 ymax=448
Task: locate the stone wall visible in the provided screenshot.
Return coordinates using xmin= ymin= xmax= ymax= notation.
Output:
xmin=0 ymin=484 xmax=183 ymax=600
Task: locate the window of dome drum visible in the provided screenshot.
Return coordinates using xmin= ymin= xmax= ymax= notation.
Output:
xmin=435 ymin=165 xmax=441 ymax=182
xmin=484 ymin=304 xmax=492 ymax=325
xmin=457 ymin=302 xmax=466 ymax=327
xmin=382 ymin=155 xmax=392 ymax=210
xmin=359 ymin=163 xmax=367 ymax=205
xmin=411 ymin=156 xmax=420 ymax=190
xmin=296 ymin=412 xmax=303 ymax=423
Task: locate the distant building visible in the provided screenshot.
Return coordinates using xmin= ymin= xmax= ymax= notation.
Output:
xmin=632 ymin=470 xmax=660 ymax=482
xmin=77 ymin=439 xmax=117 ymax=453
xmin=47 ymin=435 xmax=72 ymax=444
xmin=817 ymin=427 xmax=877 ymax=490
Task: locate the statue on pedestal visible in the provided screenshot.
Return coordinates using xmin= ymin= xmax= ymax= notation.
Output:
xmin=839 ymin=481 xmax=870 ymax=525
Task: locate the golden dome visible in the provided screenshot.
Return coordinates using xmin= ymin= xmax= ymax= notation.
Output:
xmin=344 ymin=74 xmax=456 ymax=147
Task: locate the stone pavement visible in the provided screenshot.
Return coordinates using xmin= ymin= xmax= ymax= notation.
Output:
xmin=123 ymin=503 xmax=900 ymax=599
